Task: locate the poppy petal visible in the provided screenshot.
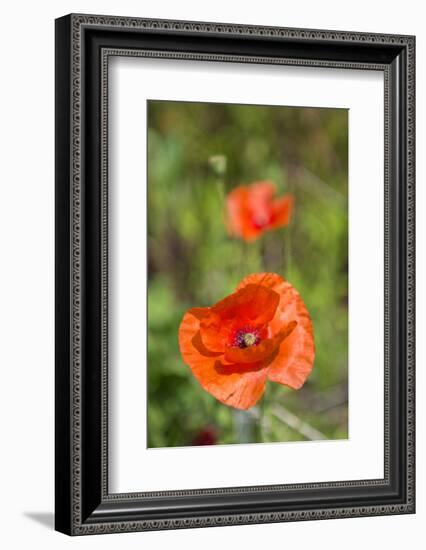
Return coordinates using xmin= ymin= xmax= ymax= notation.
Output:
xmin=270 ymin=195 xmax=293 ymax=228
xmin=236 ymin=273 xmax=297 ymax=333
xmin=226 ymin=186 xmax=261 ymax=241
xmin=267 ymin=315 xmax=314 ymax=389
xmin=236 ymin=272 xmax=285 ymax=294
xmin=267 ymin=291 xmax=314 ymax=389
xmin=218 ymin=368 xmax=269 ymax=410
xmin=247 ymin=181 xmax=276 ymax=222
xmin=212 ymin=283 xmax=280 ymax=327
xmin=178 ymin=310 xmax=269 ymax=409
xmin=237 ymin=273 xmax=315 ymax=389
xmin=199 ymin=311 xmax=231 ymax=353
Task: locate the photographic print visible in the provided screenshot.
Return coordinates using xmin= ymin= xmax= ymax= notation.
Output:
xmin=147 ymin=100 xmax=349 ymax=448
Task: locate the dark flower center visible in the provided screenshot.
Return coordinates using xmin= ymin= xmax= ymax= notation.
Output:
xmin=233 ymin=327 xmax=261 ymax=348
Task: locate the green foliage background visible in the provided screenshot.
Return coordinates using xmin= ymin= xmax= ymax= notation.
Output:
xmin=147 ymin=100 xmax=348 ymax=448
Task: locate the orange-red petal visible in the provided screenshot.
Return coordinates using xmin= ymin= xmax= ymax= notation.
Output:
xmin=225 ymin=185 xmax=258 ymax=241
xmin=237 ymin=273 xmax=315 ymax=390
xmin=266 ymin=313 xmax=314 ymax=389
xmin=270 ymin=195 xmax=293 ymax=229
xmin=199 ymin=311 xmax=232 ymax=353
xmin=247 ymin=181 xmax=276 ymax=215
xmin=178 ymin=309 xmax=269 ymax=409
xmin=212 ymin=283 xmax=280 ymax=327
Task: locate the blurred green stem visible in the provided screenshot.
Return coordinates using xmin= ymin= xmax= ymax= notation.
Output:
xmin=233 ymin=406 xmax=263 ymax=443
xmin=284 ymin=180 xmax=294 ymax=276
xmin=233 ymin=409 xmax=255 ymax=443
xmin=285 ymin=226 xmax=292 ymax=275
xmin=215 ymin=177 xmax=226 ymax=205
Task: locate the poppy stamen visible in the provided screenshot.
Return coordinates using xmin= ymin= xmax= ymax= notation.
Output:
xmin=243 ymin=333 xmax=258 ymax=347
xmin=233 ymin=327 xmax=261 ymax=348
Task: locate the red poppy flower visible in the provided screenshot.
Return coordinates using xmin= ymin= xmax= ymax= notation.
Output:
xmin=178 ymin=273 xmax=314 ymax=410
xmin=191 ymin=426 xmax=218 ymax=446
xmin=226 ymin=181 xmax=293 ymax=241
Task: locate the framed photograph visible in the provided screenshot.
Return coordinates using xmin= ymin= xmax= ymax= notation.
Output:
xmin=55 ymin=14 xmax=415 ymax=535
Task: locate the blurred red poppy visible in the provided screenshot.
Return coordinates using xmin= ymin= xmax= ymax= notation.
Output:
xmin=225 ymin=181 xmax=293 ymax=241
xmin=191 ymin=426 xmax=218 ymax=446
xmin=178 ymin=273 xmax=314 ymax=410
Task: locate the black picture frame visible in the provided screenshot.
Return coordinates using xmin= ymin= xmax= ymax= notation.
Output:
xmin=55 ymin=13 xmax=415 ymax=536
